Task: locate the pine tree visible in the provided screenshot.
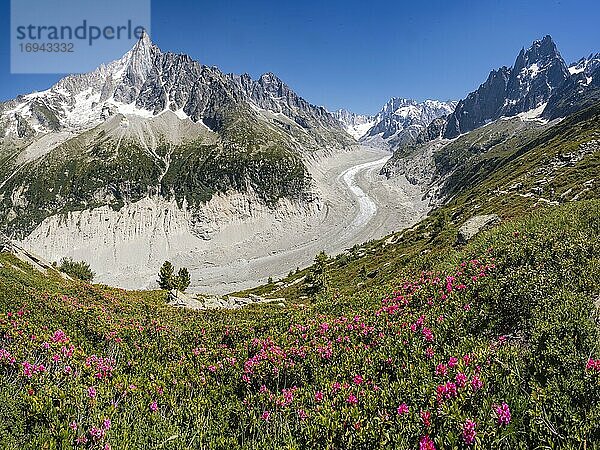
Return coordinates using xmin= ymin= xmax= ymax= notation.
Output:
xmin=175 ymin=267 xmax=190 ymax=292
xmin=305 ymin=251 xmax=329 ymax=296
xmin=157 ymin=261 xmax=174 ymax=290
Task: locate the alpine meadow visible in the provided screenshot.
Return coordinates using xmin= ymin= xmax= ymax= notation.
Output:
xmin=1 ymin=2 xmax=600 ymax=449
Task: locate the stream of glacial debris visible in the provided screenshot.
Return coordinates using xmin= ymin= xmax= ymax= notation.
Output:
xmin=338 ymin=154 xmax=392 ymax=239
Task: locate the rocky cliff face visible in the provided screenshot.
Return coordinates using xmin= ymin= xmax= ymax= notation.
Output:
xmin=543 ymin=53 xmax=600 ymax=120
xmin=444 ymin=35 xmax=569 ymax=138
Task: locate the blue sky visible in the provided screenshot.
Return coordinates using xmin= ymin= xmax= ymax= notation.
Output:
xmin=1 ymin=0 xmax=599 ymax=114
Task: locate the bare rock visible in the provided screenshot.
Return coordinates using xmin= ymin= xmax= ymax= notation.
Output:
xmin=457 ymin=214 xmax=501 ymax=244
xmin=168 ymin=290 xmax=205 ymax=310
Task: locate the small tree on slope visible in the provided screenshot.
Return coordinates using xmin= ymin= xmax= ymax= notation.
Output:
xmin=157 ymin=261 xmax=175 ymax=290
xmin=175 ymin=267 xmax=190 ymax=292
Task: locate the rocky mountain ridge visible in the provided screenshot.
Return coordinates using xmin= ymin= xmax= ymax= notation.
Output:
xmin=334 ymin=98 xmax=456 ymax=150
xmin=0 ymin=32 xmax=347 ymax=142
xmin=444 ymin=35 xmax=569 ymax=138
xmin=382 ymin=35 xmax=600 ymax=211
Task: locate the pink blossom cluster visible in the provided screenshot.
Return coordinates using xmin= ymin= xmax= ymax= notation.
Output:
xmin=50 ymin=329 xmax=69 ymax=344
xmin=85 ymin=355 xmax=116 ymax=379
xmin=494 ymin=402 xmax=511 ymax=426
xmin=22 ymin=361 xmax=46 ymax=378
xmin=462 ymin=419 xmax=477 ymax=445
xmin=0 ymin=348 xmax=16 ymax=365
xmin=586 ymin=358 xmax=600 ymax=372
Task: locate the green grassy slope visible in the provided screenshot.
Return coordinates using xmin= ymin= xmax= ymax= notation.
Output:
xmin=1 ymin=199 xmax=599 ymax=449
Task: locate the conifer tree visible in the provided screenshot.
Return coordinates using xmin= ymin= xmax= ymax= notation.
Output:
xmin=158 ymin=261 xmax=175 ymax=290
xmin=175 ymin=267 xmax=191 ymax=292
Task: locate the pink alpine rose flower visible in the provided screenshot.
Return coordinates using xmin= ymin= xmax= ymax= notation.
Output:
xmin=397 ymin=403 xmax=409 ymax=415
xmin=495 ymin=402 xmax=511 ymax=426
xmin=462 ymin=419 xmax=477 ymax=445
xmin=419 ymin=435 xmax=436 ymax=450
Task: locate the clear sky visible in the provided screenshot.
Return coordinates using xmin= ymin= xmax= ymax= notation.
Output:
xmin=1 ymin=0 xmax=599 ymax=114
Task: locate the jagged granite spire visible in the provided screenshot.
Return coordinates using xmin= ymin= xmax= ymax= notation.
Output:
xmin=444 ymin=35 xmax=569 ymax=138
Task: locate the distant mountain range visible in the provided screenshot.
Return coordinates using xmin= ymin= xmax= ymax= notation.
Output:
xmin=334 ymin=98 xmax=457 ymax=150
xmin=340 ymin=36 xmax=600 ymax=155
xmin=1 ymin=31 xmax=599 ymax=292
xmin=412 ymin=35 xmax=600 ymax=143
xmin=0 ymin=32 xmax=354 ymax=240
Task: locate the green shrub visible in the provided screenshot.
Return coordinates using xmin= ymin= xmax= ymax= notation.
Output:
xmin=58 ymin=257 xmax=94 ymax=282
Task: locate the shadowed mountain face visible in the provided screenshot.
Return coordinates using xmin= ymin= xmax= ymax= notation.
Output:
xmin=543 ymin=53 xmax=600 ymax=120
xmin=444 ymin=35 xmax=569 ymax=138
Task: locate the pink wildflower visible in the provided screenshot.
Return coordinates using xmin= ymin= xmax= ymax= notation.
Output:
xmin=435 ymin=363 xmax=447 ymax=376
xmin=455 ymin=372 xmax=467 ymax=388
xmin=586 ymin=358 xmax=600 ymax=372
xmin=149 ymin=401 xmax=158 ymax=412
xmin=495 ymin=402 xmax=511 ymax=426
xmin=470 ymin=376 xmax=483 ymax=392
xmin=462 ymin=419 xmax=477 ymax=445
xmin=422 ymin=327 xmax=434 ymax=342
xmin=419 ymin=435 xmax=436 ymax=450
xmin=420 ymin=410 xmax=431 ymax=427
xmin=397 ymin=403 xmax=409 ymax=415
xmin=87 ymin=386 xmax=97 ymax=399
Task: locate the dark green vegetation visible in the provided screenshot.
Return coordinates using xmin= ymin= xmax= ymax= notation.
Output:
xmin=157 ymin=261 xmax=191 ymax=293
xmin=58 ymin=258 xmax=95 ymax=283
xmin=1 ymin=199 xmax=599 ymax=449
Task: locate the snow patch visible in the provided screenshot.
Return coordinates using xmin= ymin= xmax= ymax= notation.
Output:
xmin=516 ymin=102 xmax=548 ymax=122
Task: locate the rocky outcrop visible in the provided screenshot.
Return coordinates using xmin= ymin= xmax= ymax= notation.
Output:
xmin=168 ymin=289 xmax=286 ymax=311
xmin=457 ymin=214 xmax=501 ymax=244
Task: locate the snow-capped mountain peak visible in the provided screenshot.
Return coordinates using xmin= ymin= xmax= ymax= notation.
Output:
xmin=568 ymin=53 xmax=600 ymax=76
xmin=360 ymin=98 xmax=457 ymax=150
